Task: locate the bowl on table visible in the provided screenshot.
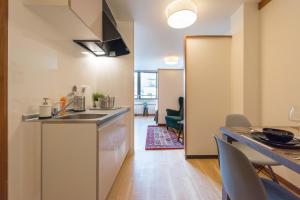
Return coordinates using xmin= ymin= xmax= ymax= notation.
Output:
xmin=262 ymin=128 xmax=294 ymax=143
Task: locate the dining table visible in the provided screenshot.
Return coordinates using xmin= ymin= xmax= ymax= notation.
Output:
xmin=220 ymin=126 xmax=300 ymax=200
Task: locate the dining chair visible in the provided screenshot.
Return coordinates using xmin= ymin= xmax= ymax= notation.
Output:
xmin=226 ymin=114 xmax=280 ymax=183
xmin=215 ymin=136 xmax=300 ymax=200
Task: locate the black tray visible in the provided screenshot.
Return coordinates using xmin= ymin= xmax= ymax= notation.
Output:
xmin=252 ymin=132 xmax=300 ymax=149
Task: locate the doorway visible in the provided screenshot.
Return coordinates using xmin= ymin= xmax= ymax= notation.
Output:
xmin=134 ymin=71 xmax=157 ymax=149
xmin=133 ymin=69 xmax=184 ymax=151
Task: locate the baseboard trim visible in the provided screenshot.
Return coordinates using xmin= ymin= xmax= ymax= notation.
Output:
xmin=158 ymin=123 xmax=166 ymax=126
xmin=185 ymin=155 xmax=218 ymax=159
xmin=263 ymin=167 xmax=300 ymax=196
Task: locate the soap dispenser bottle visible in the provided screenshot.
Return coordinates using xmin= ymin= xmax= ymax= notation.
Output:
xmin=39 ymin=98 xmax=52 ymax=119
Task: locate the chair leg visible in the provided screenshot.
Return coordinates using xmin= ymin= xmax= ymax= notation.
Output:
xmin=177 ymin=129 xmax=181 ymax=141
xmin=255 ymin=165 xmax=264 ymax=174
xmin=266 ymin=165 xmax=279 ymax=184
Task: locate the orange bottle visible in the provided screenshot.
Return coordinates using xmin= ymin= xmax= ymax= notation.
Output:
xmin=60 ymin=96 xmax=67 ymax=115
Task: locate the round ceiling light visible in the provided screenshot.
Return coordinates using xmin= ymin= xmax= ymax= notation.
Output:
xmin=166 ymin=0 xmax=198 ymax=29
xmin=164 ymin=56 xmax=179 ymax=65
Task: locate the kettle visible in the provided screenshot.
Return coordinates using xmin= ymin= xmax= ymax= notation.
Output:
xmin=73 ymin=86 xmax=86 ymax=112
xmin=73 ymin=95 xmax=85 ymax=112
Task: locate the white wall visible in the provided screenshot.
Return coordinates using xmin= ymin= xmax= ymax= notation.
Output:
xmin=243 ymin=3 xmax=260 ymax=125
xmin=135 ymin=66 xmax=184 ymax=71
xmin=8 ymin=0 xmax=134 ymax=199
xmin=230 ymin=3 xmax=260 ymax=125
xmin=185 ymin=37 xmax=231 ymax=156
xmin=157 ymin=69 xmax=184 ymax=124
xmin=260 ymin=0 xmax=300 ymax=186
xmin=230 ymin=5 xmax=244 ymax=114
xmin=230 ymin=0 xmax=300 ymax=187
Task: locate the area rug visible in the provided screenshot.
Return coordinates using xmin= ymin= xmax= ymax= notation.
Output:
xmin=145 ymin=125 xmax=184 ymax=150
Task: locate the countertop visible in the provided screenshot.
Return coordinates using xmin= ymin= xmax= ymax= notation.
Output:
xmin=22 ymin=107 xmax=130 ymax=126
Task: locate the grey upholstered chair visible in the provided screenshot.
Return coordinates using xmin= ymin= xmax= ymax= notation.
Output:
xmin=215 ymin=136 xmax=300 ymax=200
xmin=225 ymin=114 xmax=280 ymax=183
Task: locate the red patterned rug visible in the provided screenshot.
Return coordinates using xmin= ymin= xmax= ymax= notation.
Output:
xmin=145 ymin=125 xmax=184 ymax=150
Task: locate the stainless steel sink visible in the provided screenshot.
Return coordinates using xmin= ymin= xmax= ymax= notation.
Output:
xmin=57 ymin=114 xmax=107 ymax=120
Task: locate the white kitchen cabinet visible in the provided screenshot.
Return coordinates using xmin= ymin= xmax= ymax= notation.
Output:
xmin=69 ymin=0 xmax=102 ymax=39
xmin=24 ymin=0 xmax=103 ymax=40
xmin=42 ymin=123 xmax=98 ymax=200
xmin=41 ymin=110 xmax=130 ymax=200
xmin=98 ymin=113 xmax=129 ymax=200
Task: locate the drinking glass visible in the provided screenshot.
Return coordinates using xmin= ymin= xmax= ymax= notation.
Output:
xmin=289 ymin=106 xmax=300 ymax=135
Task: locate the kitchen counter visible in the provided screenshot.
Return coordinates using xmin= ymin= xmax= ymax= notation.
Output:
xmin=32 ymin=106 xmax=132 ymax=200
xmin=22 ymin=107 xmax=130 ymax=126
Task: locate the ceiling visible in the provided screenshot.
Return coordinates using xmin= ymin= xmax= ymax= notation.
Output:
xmin=109 ymin=0 xmax=259 ymax=70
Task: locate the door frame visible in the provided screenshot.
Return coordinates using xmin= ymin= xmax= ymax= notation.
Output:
xmin=0 ymin=0 xmax=8 ymax=199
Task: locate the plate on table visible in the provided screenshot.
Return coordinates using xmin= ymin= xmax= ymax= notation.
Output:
xmin=251 ymin=132 xmax=300 ymax=149
xmin=262 ymin=128 xmax=294 ymax=143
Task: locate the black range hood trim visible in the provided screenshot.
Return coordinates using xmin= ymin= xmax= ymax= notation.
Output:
xmin=74 ymin=38 xmax=130 ymax=57
xmin=73 ymin=40 xmax=107 ymax=57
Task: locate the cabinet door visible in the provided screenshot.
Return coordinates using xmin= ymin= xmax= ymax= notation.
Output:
xmin=98 ymin=113 xmax=129 ymax=200
xmin=42 ymin=123 xmax=97 ymax=200
xmin=69 ymin=0 xmax=102 ymax=39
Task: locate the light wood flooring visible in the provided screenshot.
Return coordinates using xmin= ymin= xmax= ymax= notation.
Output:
xmin=107 ymin=116 xmax=222 ymax=200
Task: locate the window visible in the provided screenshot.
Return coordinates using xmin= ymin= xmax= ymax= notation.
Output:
xmin=134 ymin=72 xmax=138 ymax=99
xmin=134 ymin=71 xmax=157 ymax=99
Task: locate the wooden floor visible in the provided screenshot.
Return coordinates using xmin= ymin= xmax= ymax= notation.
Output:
xmin=107 ymin=116 xmax=222 ymax=200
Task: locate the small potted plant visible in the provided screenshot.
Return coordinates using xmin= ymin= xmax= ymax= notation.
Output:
xmin=92 ymin=92 xmax=105 ymax=108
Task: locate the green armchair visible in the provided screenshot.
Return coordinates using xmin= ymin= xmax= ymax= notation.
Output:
xmin=165 ymin=97 xmax=184 ymax=131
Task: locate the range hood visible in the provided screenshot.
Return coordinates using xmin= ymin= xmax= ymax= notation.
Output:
xmin=74 ymin=0 xmax=130 ymax=57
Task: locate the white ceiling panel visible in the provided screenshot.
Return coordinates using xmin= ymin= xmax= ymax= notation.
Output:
xmin=109 ymin=0 xmax=260 ymax=70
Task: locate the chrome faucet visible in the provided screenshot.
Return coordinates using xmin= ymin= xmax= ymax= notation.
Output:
xmin=52 ymin=99 xmax=74 ymax=118
xmin=52 ymin=86 xmax=77 ymax=118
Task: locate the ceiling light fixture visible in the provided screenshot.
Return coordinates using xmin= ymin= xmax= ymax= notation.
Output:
xmin=166 ymin=0 xmax=198 ymax=29
xmin=81 ymin=51 xmax=91 ymax=55
xmin=94 ymin=51 xmax=106 ymax=56
xmin=164 ymin=56 xmax=179 ymax=65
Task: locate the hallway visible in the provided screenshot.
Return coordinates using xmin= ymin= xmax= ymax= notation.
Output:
xmin=107 ymin=117 xmax=222 ymax=200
